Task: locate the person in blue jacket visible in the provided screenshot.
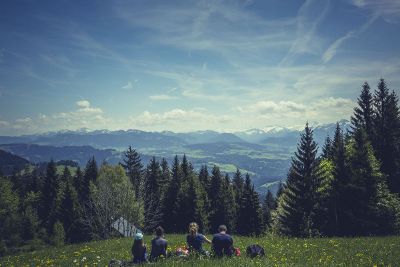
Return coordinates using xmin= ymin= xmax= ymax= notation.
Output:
xmin=186 ymin=222 xmax=211 ymax=255
xmin=150 ymin=226 xmax=168 ymax=261
xmin=212 ymin=225 xmax=234 ymax=257
xmin=131 ymin=232 xmax=147 ymax=264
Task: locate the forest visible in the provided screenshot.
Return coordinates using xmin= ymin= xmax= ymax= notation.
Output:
xmin=1 ymin=79 xmax=400 ymax=256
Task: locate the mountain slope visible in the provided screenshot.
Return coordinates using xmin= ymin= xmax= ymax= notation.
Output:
xmin=0 ymin=149 xmax=30 ymax=175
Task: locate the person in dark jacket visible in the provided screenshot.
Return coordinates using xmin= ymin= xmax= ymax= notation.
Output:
xmin=186 ymin=222 xmax=211 ymax=255
xmin=131 ymin=232 xmax=147 ymax=264
xmin=212 ymin=225 xmax=234 ymax=257
xmin=150 ymin=226 xmax=168 ymax=261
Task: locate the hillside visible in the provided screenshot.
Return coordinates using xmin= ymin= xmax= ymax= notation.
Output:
xmin=1 ymin=235 xmax=398 ymax=266
xmin=0 ymin=149 xmax=30 ymax=175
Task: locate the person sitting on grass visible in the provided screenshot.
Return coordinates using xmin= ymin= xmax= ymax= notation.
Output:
xmin=212 ymin=224 xmax=234 ymax=257
xmin=131 ymin=232 xmax=147 ymax=264
xmin=186 ymin=222 xmax=211 ymax=255
xmin=150 ymin=226 xmax=168 ymax=261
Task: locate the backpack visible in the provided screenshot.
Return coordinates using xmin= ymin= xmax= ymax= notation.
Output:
xmin=246 ymin=244 xmax=265 ymax=258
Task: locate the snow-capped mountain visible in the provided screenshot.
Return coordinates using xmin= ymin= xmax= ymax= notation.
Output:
xmin=235 ymin=120 xmax=351 ymax=145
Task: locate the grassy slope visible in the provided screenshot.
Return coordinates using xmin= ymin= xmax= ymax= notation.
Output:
xmin=1 ymin=235 xmax=399 ymax=267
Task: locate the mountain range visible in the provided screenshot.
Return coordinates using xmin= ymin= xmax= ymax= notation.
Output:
xmin=0 ymin=120 xmax=350 ymax=193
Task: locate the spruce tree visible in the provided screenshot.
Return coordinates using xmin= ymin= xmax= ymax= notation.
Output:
xmin=161 ymin=155 xmax=181 ymax=232
xmin=321 ymin=135 xmax=332 ymax=160
xmin=351 ymin=82 xmax=373 ymax=137
xmin=208 ymin=166 xmax=225 ymax=232
xmin=121 ymin=146 xmax=143 ymax=199
xmin=237 ymin=174 xmax=263 ymax=235
xmin=143 ymin=157 xmax=163 ymax=231
xmin=232 ymin=169 xmax=244 ymax=205
xmin=275 ymin=123 xmax=320 ymax=236
xmin=222 ymin=173 xmax=237 ymax=233
xmin=59 ymin=179 xmax=80 ymax=243
xmin=346 ymin=127 xmax=382 ymax=235
xmin=327 ymin=123 xmax=352 ymax=236
xmin=73 ymin=167 xmax=83 ymax=201
xmin=198 ymin=165 xmax=210 ymax=193
xmin=262 ymin=190 xmax=276 ymax=229
xmin=160 ymin=158 xmax=171 ymax=196
xmin=40 ymin=160 xmax=59 ymax=232
xmin=372 ymin=79 xmax=400 ymax=194
xmin=81 ymin=157 xmax=98 ymax=203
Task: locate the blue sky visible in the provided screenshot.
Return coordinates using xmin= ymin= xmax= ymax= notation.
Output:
xmin=0 ymin=0 xmax=399 ymax=135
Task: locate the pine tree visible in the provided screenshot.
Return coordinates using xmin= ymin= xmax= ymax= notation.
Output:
xmin=262 ymin=190 xmax=276 ymax=229
xmin=160 ymin=158 xmax=171 ymax=197
xmin=143 ymin=157 xmax=163 ymax=231
xmin=73 ymin=167 xmax=83 ymax=201
xmin=161 ymin=156 xmax=181 ymax=232
xmin=208 ymin=166 xmax=225 ymax=232
xmin=346 ymin=127 xmax=382 ymax=235
xmin=351 ymin=82 xmax=373 ymax=137
xmin=237 ymin=174 xmax=263 ymax=235
xmin=59 ymin=179 xmax=80 ymax=243
xmin=81 ymin=157 xmax=98 ymax=203
xmin=276 ymin=181 xmax=285 ymax=199
xmin=61 ymin=166 xmax=72 ymax=184
xmin=372 ymin=79 xmax=400 ymax=194
xmin=329 ymin=123 xmax=352 ymax=236
xmin=275 ymin=123 xmax=320 ymax=236
xmin=198 ymin=165 xmax=210 ymax=193
xmin=222 ymin=173 xmax=237 ymax=233
xmin=121 ymin=146 xmax=143 ymax=199
xmin=40 ymin=160 xmax=59 ymax=232
xmin=321 ymin=135 xmax=332 ymax=160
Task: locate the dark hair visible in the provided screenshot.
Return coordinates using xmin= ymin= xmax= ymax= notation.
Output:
xmin=155 ymin=226 xmax=164 ymax=237
xmin=132 ymin=239 xmax=145 ymax=258
xmin=218 ymin=225 xmax=227 ymax=233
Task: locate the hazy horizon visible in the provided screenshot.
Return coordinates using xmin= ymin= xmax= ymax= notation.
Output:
xmin=1 ymin=0 xmax=399 ymax=135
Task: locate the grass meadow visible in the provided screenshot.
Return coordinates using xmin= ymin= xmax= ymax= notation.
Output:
xmin=1 ymin=234 xmax=399 ymax=266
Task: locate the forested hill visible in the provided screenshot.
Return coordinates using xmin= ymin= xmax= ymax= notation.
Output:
xmin=0 ymin=120 xmax=350 ymax=193
xmin=0 ymin=149 xmax=30 ymax=175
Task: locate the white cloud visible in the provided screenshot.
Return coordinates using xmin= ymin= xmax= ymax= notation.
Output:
xmin=76 ymin=100 xmax=91 ymax=108
xmin=129 ymin=109 xmax=233 ymax=132
xmin=0 ymin=100 xmax=109 ymax=135
xmin=149 ymin=94 xmax=179 ymax=100
xmin=238 ymin=97 xmax=355 ymax=125
xmin=121 ymin=80 xmax=137 ymax=90
xmin=0 ymin=120 xmax=9 ymax=127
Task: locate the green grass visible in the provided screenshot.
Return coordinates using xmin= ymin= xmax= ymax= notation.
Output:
xmin=1 ymin=235 xmax=399 ymax=267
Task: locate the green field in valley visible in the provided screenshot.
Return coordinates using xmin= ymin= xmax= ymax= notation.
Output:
xmin=1 ymin=235 xmax=399 ymax=267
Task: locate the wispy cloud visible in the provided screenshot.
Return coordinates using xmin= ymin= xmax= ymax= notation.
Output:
xmin=280 ymin=0 xmax=331 ymax=66
xmin=322 ymin=14 xmax=377 ymax=63
xmin=121 ymin=81 xmax=137 ymax=90
xmin=149 ymin=94 xmax=179 ymax=101
xmin=350 ymin=0 xmax=400 ymax=23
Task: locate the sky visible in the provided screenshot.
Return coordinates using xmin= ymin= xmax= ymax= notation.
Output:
xmin=0 ymin=0 xmax=399 ymax=135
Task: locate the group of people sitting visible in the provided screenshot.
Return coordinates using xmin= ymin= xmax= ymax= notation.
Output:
xmin=131 ymin=223 xmax=235 ymax=264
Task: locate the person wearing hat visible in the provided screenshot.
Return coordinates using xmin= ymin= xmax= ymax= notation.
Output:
xmin=131 ymin=232 xmax=147 ymax=264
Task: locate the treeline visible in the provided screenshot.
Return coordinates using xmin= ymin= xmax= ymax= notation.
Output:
xmin=273 ymin=79 xmax=400 ymax=236
xmin=1 ymin=78 xmax=400 ymax=255
xmin=0 ymin=150 xmax=265 ymax=255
